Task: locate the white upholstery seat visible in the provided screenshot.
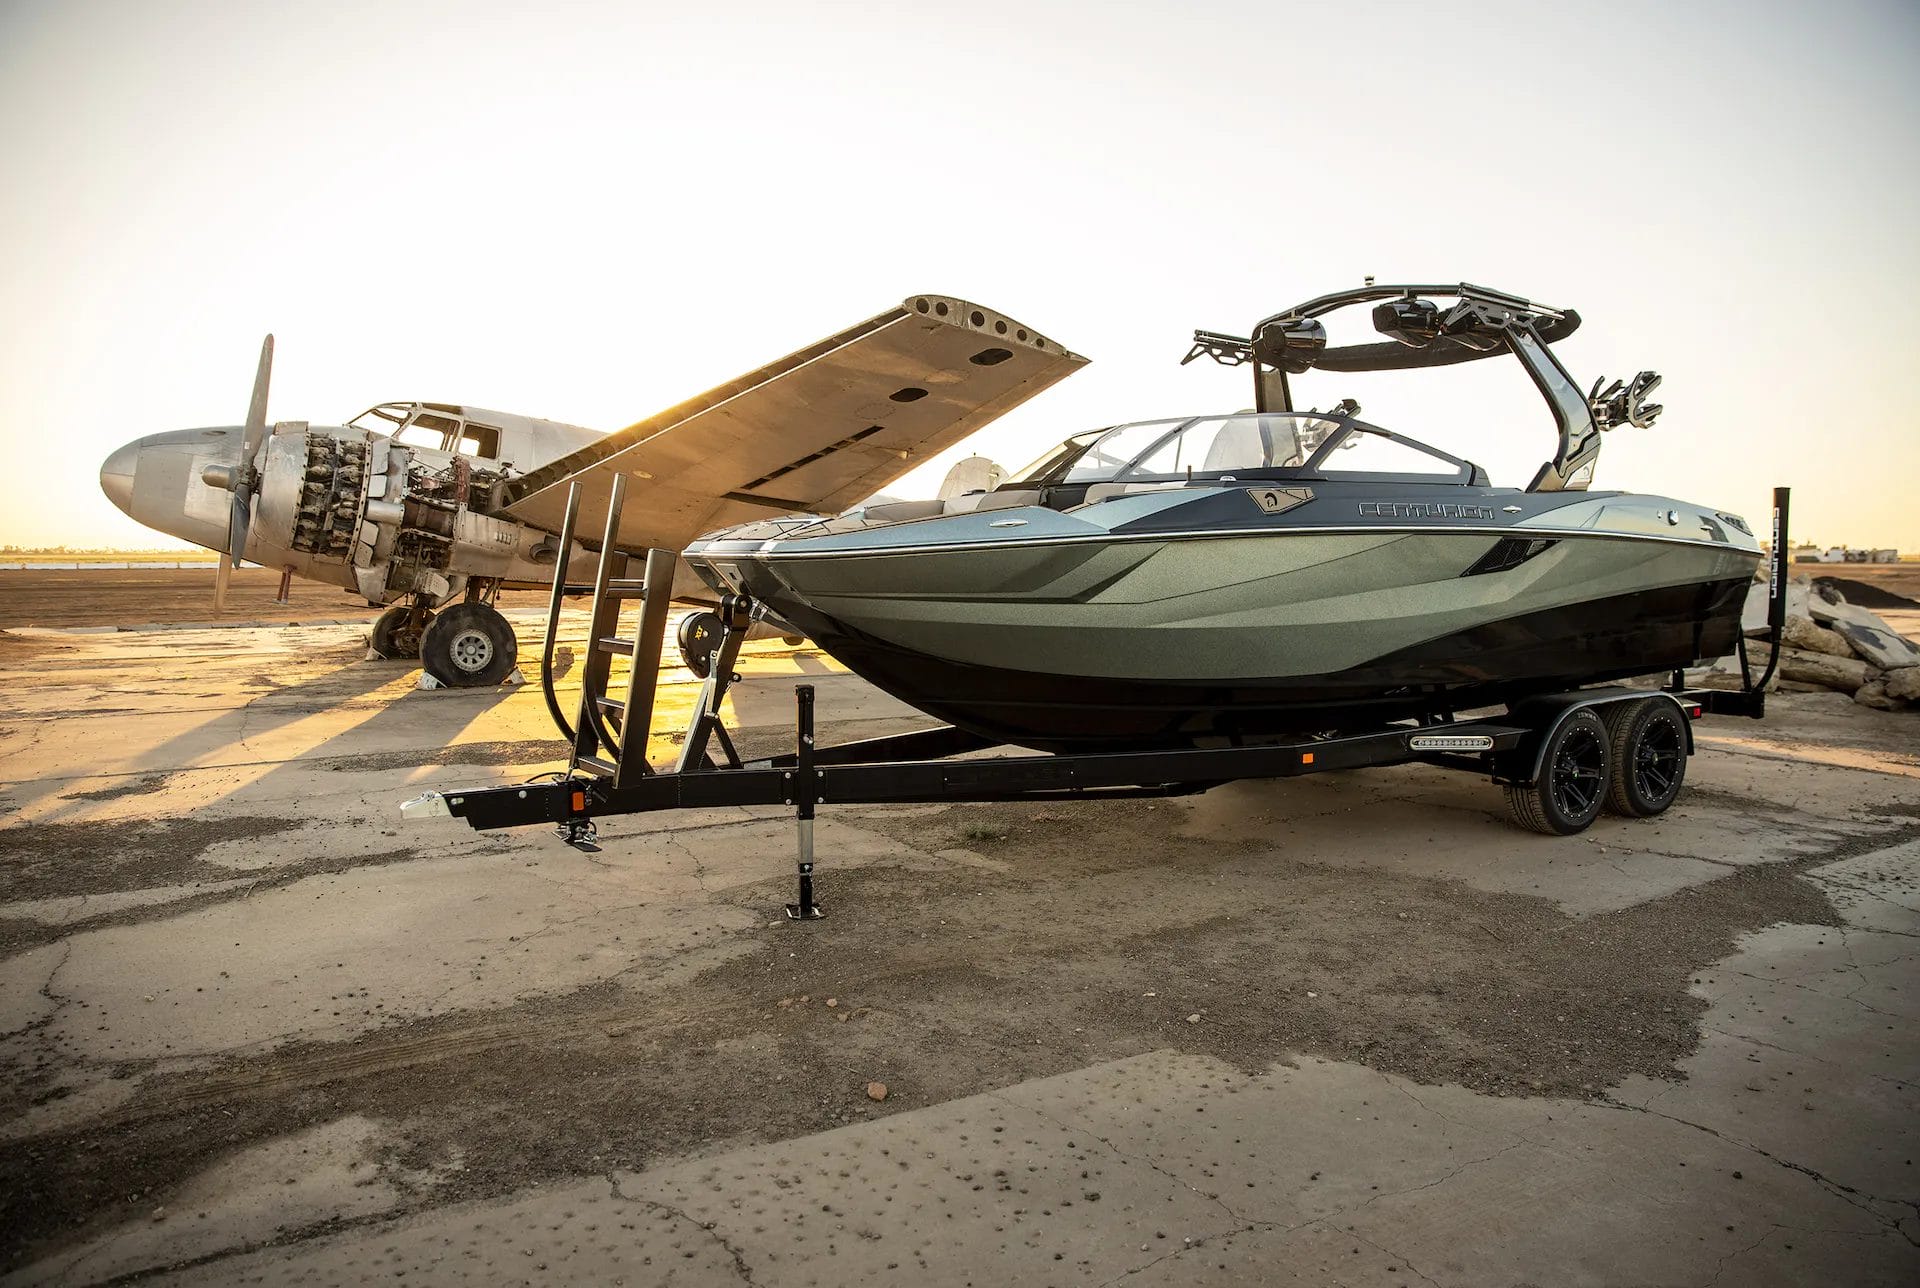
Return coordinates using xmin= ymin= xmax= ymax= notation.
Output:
xmin=1203 ymin=419 xmax=1267 ymax=471
xmin=1080 ymin=481 xmax=1192 ymax=505
xmin=943 ymin=488 xmax=1042 ymax=515
xmin=861 ymin=499 xmax=947 ymax=523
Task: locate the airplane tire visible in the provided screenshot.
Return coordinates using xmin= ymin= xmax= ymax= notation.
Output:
xmin=1602 ymin=699 xmax=1689 ymax=817
xmin=421 ymin=603 xmax=518 ymax=688
xmin=1504 ymin=708 xmax=1611 ymax=835
xmin=370 ymin=604 xmax=432 ymax=659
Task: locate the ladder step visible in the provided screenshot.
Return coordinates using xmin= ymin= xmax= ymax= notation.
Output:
xmin=601 ymin=578 xmax=650 ymax=597
xmin=596 ymin=696 xmax=625 ymax=715
xmin=574 ymin=754 xmax=619 ymax=777
xmin=597 ymin=636 xmax=635 ymax=654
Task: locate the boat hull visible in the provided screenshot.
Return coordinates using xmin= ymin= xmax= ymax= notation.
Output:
xmin=703 ymin=527 xmax=1758 ymax=751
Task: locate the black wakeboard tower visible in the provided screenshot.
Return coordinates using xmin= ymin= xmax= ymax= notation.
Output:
xmin=1182 ymin=281 xmax=1663 ymax=492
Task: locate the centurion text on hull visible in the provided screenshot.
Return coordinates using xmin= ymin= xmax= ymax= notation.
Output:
xmin=684 ymin=283 xmax=1762 ymax=752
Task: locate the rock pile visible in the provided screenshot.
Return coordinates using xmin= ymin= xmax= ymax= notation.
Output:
xmin=1711 ymin=576 xmax=1920 ymax=711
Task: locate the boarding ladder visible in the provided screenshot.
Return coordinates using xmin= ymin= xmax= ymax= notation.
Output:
xmin=535 ymin=476 xmax=747 ymax=797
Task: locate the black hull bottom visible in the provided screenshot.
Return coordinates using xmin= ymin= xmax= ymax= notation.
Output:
xmin=759 ymin=578 xmax=1753 ymax=752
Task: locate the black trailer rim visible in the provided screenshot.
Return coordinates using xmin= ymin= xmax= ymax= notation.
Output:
xmin=1551 ymin=725 xmax=1606 ymax=817
xmin=1634 ymin=715 xmax=1684 ymax=802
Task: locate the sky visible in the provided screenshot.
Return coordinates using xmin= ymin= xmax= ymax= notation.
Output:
xmin=1 ymin=0 xmax=1916 ymax=551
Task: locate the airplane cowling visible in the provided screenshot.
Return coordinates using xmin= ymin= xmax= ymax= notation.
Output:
xmin=251 ymin=429 xmax=310 ymax=554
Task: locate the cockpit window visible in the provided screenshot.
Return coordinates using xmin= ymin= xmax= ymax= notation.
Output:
xmin=457 ymin=424 xmax=501 ymax=459
xmin=348 ymin=403 xmax=411 ymax=430
xmin=394 ymin=412 xmax=457 ymax=451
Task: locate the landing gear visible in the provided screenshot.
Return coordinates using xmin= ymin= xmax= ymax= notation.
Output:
xmin=1505 ymin=708 xmax=1611 ymax=835
xmin=370 ymin=602 xmax=433 ymax=659
xmin=677 ymin=610 xmax=723 ymax=678
xmin=420 ymin=602 xmax=518 ymax=687
xmin=1603 ymin=699 xmax=1688 ymax=817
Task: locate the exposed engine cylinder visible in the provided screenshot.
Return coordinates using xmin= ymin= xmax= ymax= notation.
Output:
xmin=292 ymin=435 xmax=368 ymax=557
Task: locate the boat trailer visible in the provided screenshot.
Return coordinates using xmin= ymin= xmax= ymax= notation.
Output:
xmin=404 ymin=480 xmax=1791 ymax=919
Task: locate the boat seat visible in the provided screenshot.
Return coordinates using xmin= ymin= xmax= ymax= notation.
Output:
xmin=1203 ymin=418 xmax=1267 ymax=471
xmin=860 ymin=499 xmax=947 ymax=523
xmin=942 ymin=488 xmax=1042 ymax=515
xmin=1080 ymin=481 xmax=1192 ymax=505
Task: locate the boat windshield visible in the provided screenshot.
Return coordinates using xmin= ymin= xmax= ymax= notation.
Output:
xmin=1005 ymin=413 xmax=1478 ymax=488
xmin=1021 ymin=413 xmax=1349 ymax=486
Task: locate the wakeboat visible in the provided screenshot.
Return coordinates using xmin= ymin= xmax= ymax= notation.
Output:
xmin=685 ymin=283 xmax=1763 ymax=752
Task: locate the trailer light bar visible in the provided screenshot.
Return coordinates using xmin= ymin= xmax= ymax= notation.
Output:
xmin=1407 ymin=733 xmax=1495 ymax=752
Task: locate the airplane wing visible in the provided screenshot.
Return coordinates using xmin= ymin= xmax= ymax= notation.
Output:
xmin=489 ymin=295 xmax=1087 ymax=550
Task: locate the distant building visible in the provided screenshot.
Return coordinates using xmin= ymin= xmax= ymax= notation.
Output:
xmin=1793 ymin=545 xmax=1901 ymax=564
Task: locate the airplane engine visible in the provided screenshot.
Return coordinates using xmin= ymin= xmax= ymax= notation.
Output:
xmin=356 ymin=439 xmax=525 ymax=605
xmin=251 ymin=424 xmax=368 ymax=561
xmin=244 ymin=424 xmax=534 ymax=608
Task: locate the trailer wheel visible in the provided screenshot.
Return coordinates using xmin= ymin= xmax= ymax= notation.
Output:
xmin=1602 ymin=699 xmax=1688 ymax=817
xmin=420 ymin=603 xmax=518 ymax=687
xmin=677 ymin=610 xmax=722 ymax=678
xmin=370 ymin=604 xmax=431 ymax=659
xmin=1505 ymin=708 xmax=1612 ymax=835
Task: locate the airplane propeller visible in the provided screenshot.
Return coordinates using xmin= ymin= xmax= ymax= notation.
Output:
xmin=205 ymin=335 xmax=273 ymax=611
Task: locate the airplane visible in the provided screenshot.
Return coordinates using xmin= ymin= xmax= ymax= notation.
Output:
xmin=98 ymin=296 xmax=1085 ymax=685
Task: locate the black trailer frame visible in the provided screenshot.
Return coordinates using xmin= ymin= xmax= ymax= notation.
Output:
xmin=408 ymin=483 xmax=1789 ymax=919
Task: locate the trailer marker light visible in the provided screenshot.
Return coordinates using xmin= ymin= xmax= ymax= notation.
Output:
xmin=1301 ymin=752 xmax=1315 ymax=765
xmin=1408 ymin=734 xmax=1495 ymax=752
xmin=571 ymin=789 xmax=587 ymax=812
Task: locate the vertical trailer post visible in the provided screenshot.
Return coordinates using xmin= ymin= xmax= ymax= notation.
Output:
xmin=1751 ymin=486 xmax=1791 ymax=696
xmin=786 ymin=684 xmax=824 ymax=920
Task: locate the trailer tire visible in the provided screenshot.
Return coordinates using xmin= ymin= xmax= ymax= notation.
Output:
xmin=1602 ymin=698 xmax=1688 ymax=817
xmin=1505 ymin=708 xmax=1612 ymax=835
xmin=420 ymin=603 xmax=518 ymax=688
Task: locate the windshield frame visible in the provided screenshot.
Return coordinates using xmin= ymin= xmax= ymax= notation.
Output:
xmin=1004 ymin=413 xmax=1479 ymax=489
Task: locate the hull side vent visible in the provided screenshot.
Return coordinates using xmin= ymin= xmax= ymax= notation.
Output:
xmin=1462 ymin=536 xmax=1558 ymax=577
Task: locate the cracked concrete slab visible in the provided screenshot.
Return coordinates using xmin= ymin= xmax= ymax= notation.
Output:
xmin=1 ymin=878 xmax=254 ymax=928
xmin=13 ymin=1116 xmax=412 ymax=1286
xmin=132 ymin=1039 xmax=1918 ymax=1286
xmin=3 ymin=597 xmax=1918 ymax=1285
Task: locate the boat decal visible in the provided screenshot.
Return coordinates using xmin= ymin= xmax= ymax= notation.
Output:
xmin=1247 ymin=486 xmax=1314 ymax=515
xmin=1358 ymin=501 xmax=1497 ymax=519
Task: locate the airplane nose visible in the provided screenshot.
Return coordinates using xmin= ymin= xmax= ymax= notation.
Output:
xmin=100 ymin=439 xmax=141 ymax=515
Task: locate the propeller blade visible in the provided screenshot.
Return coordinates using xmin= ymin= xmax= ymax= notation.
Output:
xmin=216 ymin=485 xmax=251 ymax=611
xmin=215 ymin=334 xmax=272 ymax=612
xmin=244 ymin=334 xmax=273 ymax=459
